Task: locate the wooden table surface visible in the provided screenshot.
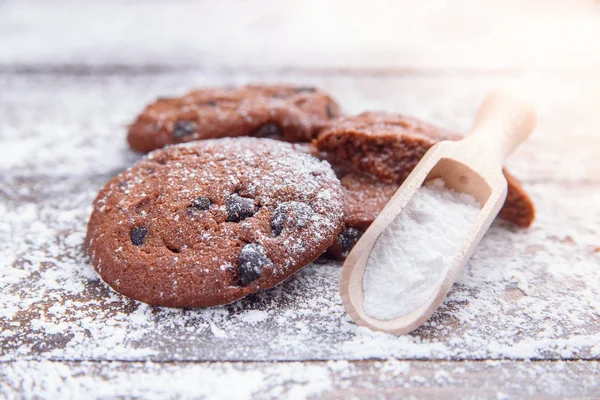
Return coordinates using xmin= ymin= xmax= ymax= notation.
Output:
xmin=1 ymin=1 xmax=599 ymax=398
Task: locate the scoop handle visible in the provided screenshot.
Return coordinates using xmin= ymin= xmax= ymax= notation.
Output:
xmin=466 ymin=90 xmax=537 ymax=161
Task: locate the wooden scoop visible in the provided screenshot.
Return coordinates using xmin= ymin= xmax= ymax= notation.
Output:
xmin=339 ymin=90 xmax=536 ymax=335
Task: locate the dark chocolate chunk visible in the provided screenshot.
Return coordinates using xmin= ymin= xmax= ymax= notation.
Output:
xmin=338 ymin=227 xmax=364 ymax=257
xmin=252 ymin=122 xmax=284 ymax=139
xmin=271 ymin=208 xmax=286 ymax=236
xmin=295 ymin=86 xmax=317 ymax=93
xmin=238 ymin=243 xmax=271 ymax=286
xmin=271 ymin=202 xmax=314 ymax=236
xmin=226 ymin=194 xmax=256 ymax=222
xmin=130 ymin=226 xmax=148 ymax=246
xmin=326 ymin=104 xmax=335 ymax=119
xmin=271 ymin=91 xmax=289 ymax=99
xmin=172 ymin=121 xmax=196 ymax=139
xmin=188 ymin=196 xmax=212 ymax=212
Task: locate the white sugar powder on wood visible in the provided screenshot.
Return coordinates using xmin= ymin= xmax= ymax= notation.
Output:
xmin=362 ymin=178 xmax=481 ymax=320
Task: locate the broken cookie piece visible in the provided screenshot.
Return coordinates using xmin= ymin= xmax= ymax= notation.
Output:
xmin=313 ymin=112 xmax=535 ymax=259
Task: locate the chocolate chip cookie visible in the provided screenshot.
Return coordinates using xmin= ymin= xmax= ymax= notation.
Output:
xmin=86 ymin=138 xmax=344 ymax=307
xmin=127 ymin=84 xmax=341 ymax=153
xmin=313 ymin=112 xmax=536 ymax=259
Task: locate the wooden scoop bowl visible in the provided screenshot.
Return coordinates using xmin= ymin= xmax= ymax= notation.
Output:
xmin=339 ymin=90 xmax=537 ymax=335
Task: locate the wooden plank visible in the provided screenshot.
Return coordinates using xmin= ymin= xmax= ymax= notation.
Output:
xmin=1 ymin=360 xmax=599 ymax=399
xmin=1 ymin=72 xmax=599 ymax=184
xmin=1 ymin=0 xmax=600 ymax=71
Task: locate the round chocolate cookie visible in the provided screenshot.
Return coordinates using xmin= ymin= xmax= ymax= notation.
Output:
xmin=312 ymin=112 xmax=536 ymax=259
xmin=86 ymin=138 xmax=344 ymax=307
xmin=128 ymin=84 xmax=341 ymax=153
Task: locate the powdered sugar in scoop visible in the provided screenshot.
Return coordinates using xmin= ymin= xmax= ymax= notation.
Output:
xmin=362 ymin=178 xmax=481 ymax=320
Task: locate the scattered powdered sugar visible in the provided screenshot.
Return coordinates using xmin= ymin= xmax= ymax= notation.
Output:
xmin=239 ymin=310 xmax=270 ymax=324
xmin=363 ymin=178 xmax=480 ymax=320
xmin=1 ymin=359 xmax=598 ymax=399
xmin=0 ymin=360 xmax=334 ymax=400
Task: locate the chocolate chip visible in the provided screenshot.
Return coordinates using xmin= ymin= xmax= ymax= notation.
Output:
xmin=271 ymin=92 xmax=289 ymax=99
xmin=172 ymin=121 xmax=196 ymax=139
xmin=326 ymin=104 xmax=336 ymax=119
xmin=338 ymin=227 xmax=364 ymax=257
xmin=331 ymin=165 xmax=346 ymax=180
xmin=188 ymin=196 xmax=212 ymax=212
xmin=226 ymin=194 xmax=256 ymax=222
xmin=271 ymin=202 xmax=314 ymax=236
xmin=130 ymin=226 xmax=148 ymax=246
xmin=271 ymin=210 xmax=285 ymax=236
xmin=252 ymin=122 xmax=284 ymax=139
xmin=295 ymin=86 xmax=317 ymax=93
xmin=238 ymin=243 xmax=271 ymax=286
xmin=205 ymin=101 xmax=219 ymax=107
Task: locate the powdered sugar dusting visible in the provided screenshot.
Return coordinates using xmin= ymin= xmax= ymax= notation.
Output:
xmin=363 ymin=179 xmax=480 ymax=320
